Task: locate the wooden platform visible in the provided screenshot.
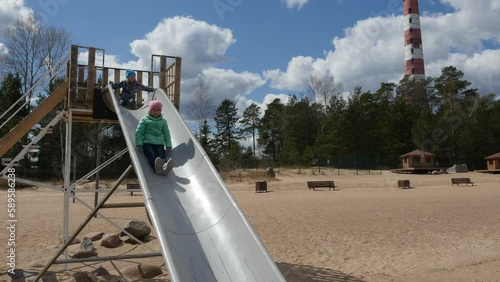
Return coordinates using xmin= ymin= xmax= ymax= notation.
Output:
xmin=71 ymin=108 xmax=119 ymax=124
xmin=475 ymin=169 xmax=500 ymax=174
xmin=391 ymin=168 xmax=441 ymax=174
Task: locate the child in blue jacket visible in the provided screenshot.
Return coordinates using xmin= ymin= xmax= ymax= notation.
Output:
xmin=135 ymin=100 xmax=175 ymax=175
xmin=111 ymin=69 xmax=155 ymax=109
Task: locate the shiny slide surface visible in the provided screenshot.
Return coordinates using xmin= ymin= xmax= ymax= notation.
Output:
xmin=106 ymin=87 xmax=285 ymax=282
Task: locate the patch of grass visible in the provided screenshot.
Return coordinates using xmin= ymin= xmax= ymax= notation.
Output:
xmin=220 ymin=169 xmax=276 ymax=183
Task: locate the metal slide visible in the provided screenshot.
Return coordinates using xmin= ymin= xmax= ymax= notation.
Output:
xmin=106 ymin=87 xmax=286 ymax=282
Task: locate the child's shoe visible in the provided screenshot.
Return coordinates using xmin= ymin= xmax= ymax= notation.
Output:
xmin=162 ymin=158 xmax=176 ymax=175
xmin=154 ymin=157 xmax=163 ymax=174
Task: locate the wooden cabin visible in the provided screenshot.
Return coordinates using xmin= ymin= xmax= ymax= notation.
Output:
xmin=485 ymin=152 xmax=500 ymax=171
xmin=400 ymin=149 xmax=435 ymax=169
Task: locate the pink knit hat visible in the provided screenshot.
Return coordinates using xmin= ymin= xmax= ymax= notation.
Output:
xmin=149 ymin=100 xmax=162 ymax=112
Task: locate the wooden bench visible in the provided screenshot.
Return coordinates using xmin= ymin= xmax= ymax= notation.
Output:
xmin=127 ymin=183 xmax=141 ymax=196
xmin=451 ymin=178 xmax=474 ymax=186
xmin=307 ymin=181 xmax=336 ymax=191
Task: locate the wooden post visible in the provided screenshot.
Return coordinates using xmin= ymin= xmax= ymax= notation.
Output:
xmin=65 ymin=61 xmax=70 ymax=79
xmin=102 ymin=68 xmax=108 ymax=85
xmin=65 ymin=61 xmax=70 ymax=108
xmin=159 ymin=56 xmax=166 ymax=91
xmin=174 ymin=57 xmax=182 ymax=110
xmin=137 ymin=70 xmax=143 ymax=106
xmin=114 ymin=69 xmax=121 ymax=100
xmin=86 ymin=47 xmax=96 ymax=106
xmin=69 ymin=45 xmax=78 ymax=108
xmin=78 ymin=66 xmax=85 ymax=105
xmin=148 ymin=70 xmax=153 ymax=87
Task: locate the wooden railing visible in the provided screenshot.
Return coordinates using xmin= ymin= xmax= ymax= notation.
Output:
xmin=67 ymin=45 xmax=181 ymax=112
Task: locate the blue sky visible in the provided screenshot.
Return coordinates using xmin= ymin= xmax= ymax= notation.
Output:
xmin=2 ymin=0 xmax=500 ymax=116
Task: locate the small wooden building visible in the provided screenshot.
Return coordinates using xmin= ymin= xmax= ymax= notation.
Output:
xmin=485 ymin=152 xmax=500 ymax=171
xmin=400 ymin=149 xmax=435 ymax=169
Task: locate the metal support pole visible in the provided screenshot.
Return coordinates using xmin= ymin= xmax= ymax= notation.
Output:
xmin=35 ymin=165 xmax=133 ymax=282
xmin=101 ymin=202 xmax=146 ymax=209
xmin=70 ymin=148 xmax=128 ymax=190
xmin=94 ymin=125 xmax=102 ymax=217
xmin=62 ymin=109 xmax=72 ymax=268
xmin=72 ymin=196 xmax=156 ymax=250
xmin=72 ymin=156 xmax=76 ymax=181
xmin=0 ymin=111 xmax=64 ymax=176
xmin=54 ymin=253 xmax=162 ymax=264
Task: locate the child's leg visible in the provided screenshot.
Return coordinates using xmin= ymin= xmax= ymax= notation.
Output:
xmin=153 ymin=145 xmax=174 ymax=175
xmin=151 ymin=145 xmax=165 ymax=174
xmin=153 ymin=145 xmax=166 ymax=163
xmin=142 ymin=144 xmax=156 ymax=171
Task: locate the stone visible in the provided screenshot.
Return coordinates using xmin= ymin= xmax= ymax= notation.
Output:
xmin=266 ymin=167 xmax=276 ymax=178
xmin=121 ymin=264 xmax=163 ymax=279
xmin=91 ymin=266 xmax=110 ymax=277
xmin=14 ymin=270 xmax=57 ymax=282
xmin=7 ymin=269 xmax=26 ymax=280
xmin=25 ymin=272 xmax=58 ymax=282
xmin=432 ymin=170 xmax=441 ymax=175
xmin=100 ymin=233 xmax=123 ymax=248
xmin=80 ymin=237 xmax=95 ymax=251
xmin=448 ymin=164 xmax=468 ymax=173
xmin=84 ymin=232 xmax=105 ymax=241
xmin=124 ymin=234 xmax=152 ymax=245
xmin=121 ymin=220 xmax=151 ymax=240
xmin=95 ymin=275 xmax=125 ymax=282
xmin=71 ymin=272 xmax=99 ymax=282
xmin=70 ymin=249 xmax=98 ymax=259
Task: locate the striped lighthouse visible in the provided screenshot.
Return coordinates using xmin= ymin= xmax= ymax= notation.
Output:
xmin=404 ymin=0 xmax=425 ymax=79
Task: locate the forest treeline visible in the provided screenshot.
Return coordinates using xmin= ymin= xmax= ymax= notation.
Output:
xmin=1 ymin=16 xmax=499 ymax=179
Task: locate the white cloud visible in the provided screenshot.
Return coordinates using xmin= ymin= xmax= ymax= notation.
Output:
xmin=182 ymin=68 xmax=266 ymax=112
xmin=86 ymin=16 xmax=266 ymax=113
xmin=0 ymin=0 xmax=32 ymax=38
xmin=128 ymin=16 xmax=236 ymax=77
xmin=0 ymin=43 xmax=8 ymax=55
xmin=263 ymin=56 xmax=329 ymax=90
xmin=283 ymin=0 xmax=310 ymax=9
xmin=266 ymin=0 xmax=500 ymax=96
xmin=426 ymin=50 xmax=500 ymax=94
xmin=236 ymin=93 xmax=290 ymax=118
xmin=203 ymin=68 xmax=265 ymax=99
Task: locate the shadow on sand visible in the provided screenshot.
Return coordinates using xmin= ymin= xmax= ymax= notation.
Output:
xmin=277 ymin=262 xmax=366 ymax=282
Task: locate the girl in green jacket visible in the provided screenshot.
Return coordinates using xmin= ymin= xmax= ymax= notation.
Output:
xmin=135 ymin=100 xmax=175 ymax=175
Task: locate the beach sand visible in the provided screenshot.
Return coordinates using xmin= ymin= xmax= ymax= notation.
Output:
xmin=0 ymin=170 xmax=499 ymax=281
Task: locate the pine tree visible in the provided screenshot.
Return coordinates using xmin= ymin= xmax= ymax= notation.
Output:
xmin=199 ymin=119 xmax=219 ymax=166
xmin=240 ymin=103 xmax=261 ymax=160
xmin=214 ymin=99 xmax=242 ymax=157
xmin=258 ymin=98 xmax=284 ymax=163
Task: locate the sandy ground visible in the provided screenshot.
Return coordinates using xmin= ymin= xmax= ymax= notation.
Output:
xmin=0 ymin=170 xmax=499 ymax=281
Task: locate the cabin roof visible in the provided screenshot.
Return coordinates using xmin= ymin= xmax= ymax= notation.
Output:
xmin=400 ymin=149 xmax=435 ymax=158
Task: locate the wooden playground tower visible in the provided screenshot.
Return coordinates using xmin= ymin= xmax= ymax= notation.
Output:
xmin=0 ymin=44 xmax=181 ymax=279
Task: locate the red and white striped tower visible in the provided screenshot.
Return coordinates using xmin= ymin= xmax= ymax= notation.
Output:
xmin=404 ymin=0 xmax=425 ymax=79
